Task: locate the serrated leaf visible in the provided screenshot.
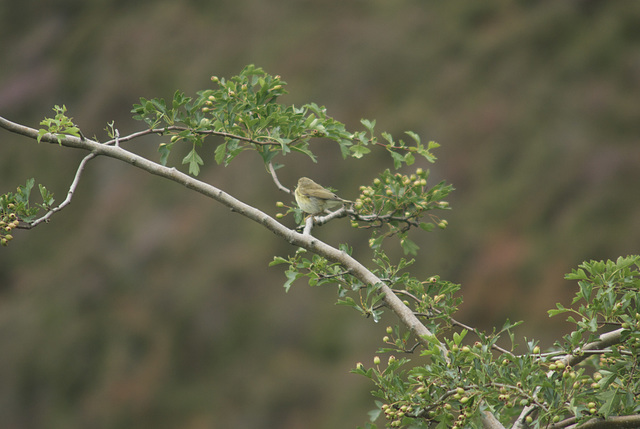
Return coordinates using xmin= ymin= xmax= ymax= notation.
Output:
xmin=182 ymin=148 xmax=204 ymax=176
xmin=36 ymin=129 xmax=47 ymax=143
xmin=400 ymin=237 xmax=419 ymax=256
xmin=350 ymin=144 xmax=371 ymax=159
xmin=404 ymin=152 xmax=415 ymax=165
xmin=390 ymin=151 xmax=404 ymax=169
xmin=597 ymin=389 xmax=618 ymax=418
xmin=405 ymin=130 xmax=420 ymax=144
xmin=38 ymin=184 xmax=54 ymax=207
xmin=283 ymin=269 xmax=301 ymax=292
xmin=214 ymin=142 xmax=227 ymax=164
xmin=290 ymin=143 xmax=317 ymax=162
xmin=269 ymin=256 xmax=288 ymax=266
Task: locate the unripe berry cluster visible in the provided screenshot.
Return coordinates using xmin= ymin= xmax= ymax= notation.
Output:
xmin=0 ymin=209 xmax=19 ymax=246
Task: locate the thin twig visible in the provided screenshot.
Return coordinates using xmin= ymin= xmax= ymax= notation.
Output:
xmin=302 ymin=216 xmax=314 ymax=235
xmin=26 ymin=152 xmax=97 ymax=228
xmin=268 ymin=162 xmax=290 ymax=194
xmin=103 ymin=125 xmax=282 ymax=147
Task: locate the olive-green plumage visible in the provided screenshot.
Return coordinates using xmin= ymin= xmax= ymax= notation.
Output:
xmin=294 ymin=177 xmax=351 ymax=215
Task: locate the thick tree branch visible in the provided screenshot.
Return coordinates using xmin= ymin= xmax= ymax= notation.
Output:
xmin=550 ymin=414 xmax=640 ymax=429
xmin=558 ymin=328 xmax=623 ymax=368
xmin=0 ymin=115 xmax=444 ymax=353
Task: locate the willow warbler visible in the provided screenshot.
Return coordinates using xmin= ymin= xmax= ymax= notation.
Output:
xmin=295 ymin=177 xmax=352 ymax=215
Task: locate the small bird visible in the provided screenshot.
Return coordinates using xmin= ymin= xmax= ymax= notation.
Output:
xmin=295 ymin=177 xmax=352 ymax=215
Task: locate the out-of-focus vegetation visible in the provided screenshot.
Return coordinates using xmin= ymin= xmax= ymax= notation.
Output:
xmin=1 ymin=1 xmax=639 ymax=428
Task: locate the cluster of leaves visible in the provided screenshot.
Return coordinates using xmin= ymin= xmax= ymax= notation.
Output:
xmin=271 ymin=244 xmax=387 ymax=313
xmin=37 ymin=105 xmax=81 ymax=144
xmin=275 ymin=168 xmax=453 ymax=254
xmin=272 ymin=245 xmax=461 ymax=329
xmin=0 ymin=179 xmax=54 ymax=246
xmin=358 ymin=120 xmax=440 ymax=169
xmin=352 ymin=168 xmax=453 ymax=255
xmin=549 ymin=256 xmax=640 ymax=418
xmin=350 ymin=256 xmax=640 ymax=428
xmin=130 ymin=65 xmax=439 ymax=176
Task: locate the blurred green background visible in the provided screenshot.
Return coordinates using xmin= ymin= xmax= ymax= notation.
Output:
xmin=1 ymin=1 xmax=639 ymax=428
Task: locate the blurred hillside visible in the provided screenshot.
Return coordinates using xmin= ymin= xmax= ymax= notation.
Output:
xmin=1 ymin=1 xmax=639 ymax=428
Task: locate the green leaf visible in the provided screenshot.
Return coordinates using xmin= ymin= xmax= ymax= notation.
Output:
xmin=360 ymin=118 xmax=376 ymax=134
xmin=419 ymin=222 xmax=435 ymax=232
xmin=182 ymin=148 xmax=204 ymax=176
xmin=289 ymin=143 xmax=317 ymax=162
xmin=214 ymin=142 xmax=227 ymax=165
xmin=36 ymin=129 xmax=47 ymax=143
xmin=400 ymin=237 xmax=419 ymax=256
xmin=283 ymin=270 xmax=298 ymax=292
xmin=597 ymin=389 xmax=618 ymax=418
xmin=404 ymin=151 xmax=415 ymax=166
xmin=350 ymin=144 xmax=371 ymax=159
xmin=389 ymin=151 xmax=405 ymax=169
xmin=405 ymin=130 xmax=420 ymax=144
xmin=18 ymin=178 xmax=35 ymax=201
xmin=269 ymin=256 xmax=288 ymax=266
xmin=38 ymin=184 xmax=54 ymax=207
xmin=565 ymin=268 xmax=588 ymax=281
xmin=453 ymin=330 xmax=467 ymax=345
xmin=158 ymin=143 xmax=171 ymax=166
